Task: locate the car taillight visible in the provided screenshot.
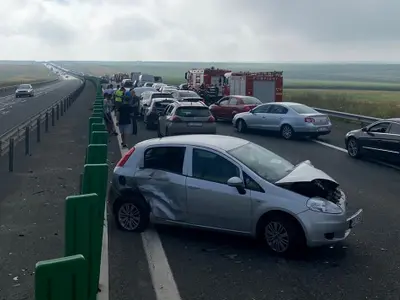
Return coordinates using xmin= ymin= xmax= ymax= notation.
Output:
xmin=305 ymin=117 xmax=315 ymax=123
xmin=243 ymin=105 xmax=252 ymax=111
xmin=208 ymin=115 xmax=215 ymax=122
xmin=116 ymin=147 xmax=135 ymax=167
xmin=171 ymin=115 xmax=182 ymax=122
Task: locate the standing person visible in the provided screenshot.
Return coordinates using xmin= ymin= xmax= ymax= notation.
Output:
xmin=130 ymin=89 xmax=140 ymax=135
xmin=116 ymin=97 xmax=133 ymax=148
xmin=114 ymin=85 xmax=124 ymax=110
xmin=103 ymin=93 xmax=118 ymax=135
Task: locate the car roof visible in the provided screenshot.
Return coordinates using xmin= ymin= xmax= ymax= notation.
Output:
xmin=387 ymin=118 xmax=400 ymax=123
xmin=136 ymin=134 xmax=249 ymax=152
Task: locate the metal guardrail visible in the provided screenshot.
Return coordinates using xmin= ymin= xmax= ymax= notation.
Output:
xmin=0 ymin=79 xmax=86 ymax=171
xmin=313 ymin=107 xmax=381 ymax=125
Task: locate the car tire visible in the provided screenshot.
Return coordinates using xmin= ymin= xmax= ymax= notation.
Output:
xmin=347 ymin=137 xmax=361 ymax=158
xmin=260 ymin=214 xmax=305 ymax=256
xmin=236 ymin=119 xmax=247 ymax=133
xmin=280 ymin=124 xmax=294 ymax=140
xmin=114 ymin=199 xmax=150 ymax=232
xmin=165 ymin=127 xmax=170 ymax=136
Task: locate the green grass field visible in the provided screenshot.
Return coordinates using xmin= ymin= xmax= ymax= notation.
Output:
xmin=55 ymin=61 xmax=400 ymax=118
xmin=0 ymin=61 xmax=57 ymax=87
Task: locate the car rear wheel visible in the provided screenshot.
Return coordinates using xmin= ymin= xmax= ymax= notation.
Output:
xmin=347 ymin=137 xmax=361 ymax=158
xmin=237 ymin=119 xmax=247 ymax=133
xmin=115 ymin=199 xmax=149 ymax=232
xmin=280 ymin=124 xmax=294 ymax=140
xmin=260 ymin=214 xmax=305 ymax=256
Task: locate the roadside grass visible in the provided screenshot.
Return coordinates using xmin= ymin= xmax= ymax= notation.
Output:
xmin=0 ymin=62 xmax=57 ymax=87
xmin=284 ymin=89 xmax=400 ymax=118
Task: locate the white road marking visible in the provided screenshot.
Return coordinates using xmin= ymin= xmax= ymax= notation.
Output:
xmin=312 ymin=139 xmax=347 ymax=153
xmin=111 ymin=111 xmax=182 ymax=300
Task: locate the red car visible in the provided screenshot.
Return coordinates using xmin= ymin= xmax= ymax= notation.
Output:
xmin=209 ymin=95 xmax=262 ymax=121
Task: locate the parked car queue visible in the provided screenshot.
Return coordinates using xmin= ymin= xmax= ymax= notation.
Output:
xmin=128 ymin=85 xmax=400 ymax=166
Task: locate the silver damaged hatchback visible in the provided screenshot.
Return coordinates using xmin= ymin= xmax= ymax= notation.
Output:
xmin=108 ymin=135 xmax=363 ymax=255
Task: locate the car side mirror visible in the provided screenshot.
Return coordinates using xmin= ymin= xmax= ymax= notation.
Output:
xmin=227 ymin=176 xmax=246 ymax=194
xmin=361 ymin=127 xmax=367 ymax=132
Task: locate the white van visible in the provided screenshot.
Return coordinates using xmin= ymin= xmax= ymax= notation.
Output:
xmin=138 ymin=74 xmax=155 ymax=86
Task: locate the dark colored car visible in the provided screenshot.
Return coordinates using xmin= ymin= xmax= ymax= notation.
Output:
xmin=143 ymin=98 xmax=176 ymax=129
xmin=209 ymin=95 xmax=262 ymax=121
xmin=345 ymin=118 xmax=400 ymax=164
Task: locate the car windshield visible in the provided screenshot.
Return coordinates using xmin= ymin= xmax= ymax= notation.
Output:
xmin=179 ymin=91 xmax=198 ymax=97
xmin=175 ymin=107 xmax=211 ymax=117
xmin=19 ymin=84 xmax=31 ymax=89
xmin=228 ymin=142 xmax=294 ymax=183
xmin=152 ymin=93 xmax=174 ymax=99
xmin=241 ymin=96 xmax=262 ymax=104
xmin=123 ymin=81 xmax=133 ymax=87
xmin=289 ymin=104 xmax=318 ymax=114
xmin=180 ymin=97 xmax=203 ymax=102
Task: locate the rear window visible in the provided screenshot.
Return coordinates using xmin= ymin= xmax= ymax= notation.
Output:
xmin=152 ymin=93 xmax=174 ymax=99
xmin=241 ymin=96 xmax=262 ymax=104
xmin=154 ymin=99 xmax=174 ymax=107
xmin=179 ymin=91 xmax=198 ymax=97
xmin=180 ymin=98 xmax=203 ymax=102
xmin=176 ymin=107 xmax=211 ymax=117
xmin=289 ymin=104 xmax=318 ymax=114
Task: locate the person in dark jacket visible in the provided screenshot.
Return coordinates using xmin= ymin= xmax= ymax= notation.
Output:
xmin=130 ymin=89 xmax=140 ymax=135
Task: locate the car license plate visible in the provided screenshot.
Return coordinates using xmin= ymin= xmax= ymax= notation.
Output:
xmin=348 ymin=209 xmax=363 ymax=228
xmin=188 ymin=122 xmax=202 ymax=127
xmin=318 ymin=127 xmax=328 ymax=131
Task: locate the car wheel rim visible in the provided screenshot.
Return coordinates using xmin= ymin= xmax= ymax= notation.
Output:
xmin=118 ymin=203 xmax=141 ymax=230
xmin=348 ymin=140 xmax=358 ymax=156
xmin=282 ymin=126 xmax=292 ymax=139
xmin=238 ymin=121 xmax=243 ymax=131
xmin=265 ymin=221 xmax=289 ymax=253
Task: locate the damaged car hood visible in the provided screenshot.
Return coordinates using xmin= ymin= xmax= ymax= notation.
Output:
xmin=275 ymin=160 xmax=337 ymax=185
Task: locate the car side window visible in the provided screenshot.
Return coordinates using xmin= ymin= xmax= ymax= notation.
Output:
xmin=252 ymin=105 xmax=270 ymax=113
xmin=144 ymin=147 xmax=186 ymax=174
xmin=388 ymin=123 xmax=400 ymax=134
xmin=166 ymin=105 xmax=175 ymax=116
xmin=369 ymin=122 xmax=390 ymax=133
xmin=229 ymin=97 xmax=238 ymax=105
xmin=192 ymin=149 xmax=240 ymax=184
xmin=218 ymin=97 xmax=229 ymax=105
xmin=243 ymin=172 xmax=264 ymax=193
xmin=269 ymin=105 xmax=288 ymax=114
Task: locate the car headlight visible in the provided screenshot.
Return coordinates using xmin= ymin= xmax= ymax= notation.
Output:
xmin=306 ymin=198 xmax=343 ymax=214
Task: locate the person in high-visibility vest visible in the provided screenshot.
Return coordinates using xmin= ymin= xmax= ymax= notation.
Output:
xmin=114 ymin=86 xmax=124 ymax=110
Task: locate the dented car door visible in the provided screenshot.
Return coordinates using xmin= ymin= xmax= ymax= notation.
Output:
xmin=134 ymin=146 xmax=188 ymax=221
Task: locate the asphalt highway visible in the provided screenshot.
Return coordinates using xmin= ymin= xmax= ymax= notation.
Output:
xmin=0 ymin=77 xmax=81 ymax=135
xmin=108 ymin=118 xmax=400 ymax=300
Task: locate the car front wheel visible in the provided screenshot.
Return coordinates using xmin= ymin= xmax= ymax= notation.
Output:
xmin=236 ymin=119 xmax=247 ymax=133
xmin=115 ymin=200 xmax=149 ymax=232
xmin=347 ymin=137 xmax=361 ymax=158
xmin=260 ymin=214 xmax=305 ymax=256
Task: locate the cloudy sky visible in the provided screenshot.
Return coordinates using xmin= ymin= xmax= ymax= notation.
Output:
xmin=1 ymin=0 xmax=399 ymax=62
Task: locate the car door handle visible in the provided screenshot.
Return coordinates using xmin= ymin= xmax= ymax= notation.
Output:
xmin=187 ymin=186 xmax=200 ymax=190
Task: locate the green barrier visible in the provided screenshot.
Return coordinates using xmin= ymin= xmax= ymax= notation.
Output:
xmin=92 ymin=122 xmax=106 ymax=132
xmin=81 ymin=164 xmax=108 ymax=298
xmin=65 ymin=194 xmax=103 ymax=300
xmin=93 ymin=109 xmax=103 ymax=115
xmin=91 ymin=131 xmax=108 ymax=145
xmin=87 ymin=144 xmax=107 ymax=164
xmin=92 ymin=113 xmax=102 ymax=119
xmin=93 ymin=104 xmax=103 ymax=110
xmin=35 ymin=255 xmax=88 ymax=300
xmin=88 ymin=117 xmax=104 ymax=140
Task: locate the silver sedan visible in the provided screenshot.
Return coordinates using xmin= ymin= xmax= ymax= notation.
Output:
xmin=232 ymin=102 xmax=332 ymax=139
xmin=108 ymin=135 xmax=362 ymax=255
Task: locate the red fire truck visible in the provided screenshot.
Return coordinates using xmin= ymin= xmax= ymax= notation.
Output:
xmin=185 ymin=67 xmax=231 ymax=96
xmin=223 ymin=71 xmax=283 ymax=103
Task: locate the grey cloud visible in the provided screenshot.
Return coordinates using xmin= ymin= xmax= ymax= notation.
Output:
xmin=106 ymin=14 xmax=158 ymax=42
xmin=222 ymin=0 xmax=400 ymax=45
